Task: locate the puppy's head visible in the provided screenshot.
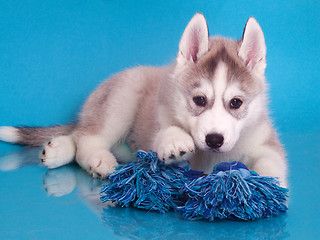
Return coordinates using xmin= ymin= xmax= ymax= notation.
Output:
xmin=172 ymin=14 xmax=267 ymax=153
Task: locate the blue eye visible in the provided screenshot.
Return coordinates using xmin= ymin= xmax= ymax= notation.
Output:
xmin=193 ymin=96 xmax=207 ymax=107
xmin=230 ymin=98 xmax=243 ymax=109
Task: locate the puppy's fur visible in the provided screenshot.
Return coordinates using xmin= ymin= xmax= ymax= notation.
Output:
xmin=0 ymin=14 xmax=287 ymax=187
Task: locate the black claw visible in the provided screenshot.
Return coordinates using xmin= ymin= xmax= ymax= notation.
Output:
xmin=169 ymin=154 xmax=176 ymax=159
xmin=48 ymin=141 xmax=51 ymax=145
xmin=42 ymin=149 xmax=46 ymax=155
xmin=41 ymin=158 xmax=45 ymax=162
xmin=180 ymin=151 xmax=186 ymax=156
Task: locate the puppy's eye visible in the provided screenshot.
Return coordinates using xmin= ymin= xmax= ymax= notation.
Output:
xmin=230 ymin=98 xmax=243 ymax=109
xmin=193 ymin=96 xmax=207 ymax=107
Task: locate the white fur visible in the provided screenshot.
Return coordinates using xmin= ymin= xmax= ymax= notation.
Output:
xmin=41 ymin=135 xmax=76 ymax=169
xmin=0 ymin=126 xmax=19 ymax=143
xmin=241 ymin=121 xmax=288 ymax=187
xmin=75 ymin=135 xmax=117 ymax=177
xmin=153 ymin=126 xmax=195 ymax=163
xmin=88 ymin=149 xmax=118 ymax=178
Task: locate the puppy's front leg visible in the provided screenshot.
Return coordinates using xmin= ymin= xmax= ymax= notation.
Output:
xmin=153 ymin=126 xmax=195 ymax=164
xmin=251 ymin=147 xmax=288 ymax=188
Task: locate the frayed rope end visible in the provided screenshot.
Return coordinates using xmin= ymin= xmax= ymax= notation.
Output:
xmin=100 ymin=151 xmax=288 ymax=221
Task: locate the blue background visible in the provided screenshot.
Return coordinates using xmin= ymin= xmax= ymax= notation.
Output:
xmin=0 ymin=1 xmax=319 ymax=239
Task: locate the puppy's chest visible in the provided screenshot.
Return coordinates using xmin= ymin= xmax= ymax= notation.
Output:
xmin=190 ymin=148 xmax=250 ymax=173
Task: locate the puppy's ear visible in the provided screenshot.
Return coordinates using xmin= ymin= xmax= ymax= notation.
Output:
xmin=177 ymin=13 xmax=209 ymax=65
xmin=239 ymin=17 xmax=266 ymax=75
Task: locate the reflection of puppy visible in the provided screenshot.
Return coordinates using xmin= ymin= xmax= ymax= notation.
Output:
xmin=42 ymin=164 xmax=106 ymax=216
xmin=0 ymin=148 xmax=104 ymax=215
xmin=42 ymin=165 xmax=79 ymax=197
xmin=0 ymin=14 xmax=287 ymax=187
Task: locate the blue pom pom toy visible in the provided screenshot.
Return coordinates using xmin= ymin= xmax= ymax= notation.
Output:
xmin=100 ymin=150 xmax=288 ymax=221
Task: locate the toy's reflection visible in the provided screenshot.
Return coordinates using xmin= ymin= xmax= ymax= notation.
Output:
xmin=0 ymin=147 xmax=290 ymax=240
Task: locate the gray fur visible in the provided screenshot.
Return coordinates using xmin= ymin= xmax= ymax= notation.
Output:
xmin=15 ymin=124 xmax=76 ymax=146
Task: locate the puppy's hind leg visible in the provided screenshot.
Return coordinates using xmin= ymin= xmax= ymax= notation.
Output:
xmin=74 ymin=103 xmax=136 ymax=177
xmin=74 ymin=67 xmax=148 ymax=177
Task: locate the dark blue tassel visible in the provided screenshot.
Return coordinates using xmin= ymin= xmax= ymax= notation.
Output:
xmin=100 ymin=150 xmax=189 ymax=213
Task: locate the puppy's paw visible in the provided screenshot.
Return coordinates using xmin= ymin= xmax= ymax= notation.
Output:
xmin=154 ymin=126 xmax=195 ymax=164
xmin=40 ymin=136 xmax=75 ymax=169
xmin=88 ymin=149 xmax=118 ymax=178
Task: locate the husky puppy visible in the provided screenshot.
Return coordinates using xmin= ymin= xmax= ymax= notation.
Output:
xmin=0 ymin=14 xmax=287 ymax=187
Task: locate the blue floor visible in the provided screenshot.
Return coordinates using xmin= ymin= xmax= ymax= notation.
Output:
xmin=1 ymin=132 xmax=319 ymax=239
xmin=1 ymin=1 xmax=319 ymax=239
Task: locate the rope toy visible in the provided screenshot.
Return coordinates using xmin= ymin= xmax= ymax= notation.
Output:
xmin=100 ymin=150 xmax=288 ymax=221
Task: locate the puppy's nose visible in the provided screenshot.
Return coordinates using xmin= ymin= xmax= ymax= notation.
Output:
xmin=205 ymin=133 xmax=224 ymax=149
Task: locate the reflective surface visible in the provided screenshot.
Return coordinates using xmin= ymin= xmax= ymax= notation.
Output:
xmin=1 ymin=132 xmax=319 ymax=239
xmin=0 ymin=1 xmax=319 ymax=239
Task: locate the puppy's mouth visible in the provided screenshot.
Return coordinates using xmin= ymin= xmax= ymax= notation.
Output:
xmin=196 ymin=144 xmax=223 ymax=153
xmin=199 ymin=143 xmax=234 ymax=153
xmin=203 ymin=147 xmax=224 ymax=153
xmin=210 ymin=148 xmax=222 ymax=153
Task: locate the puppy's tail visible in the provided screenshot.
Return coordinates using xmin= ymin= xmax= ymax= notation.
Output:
xmin=0 ymin=124 xmax=76 ymax=147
